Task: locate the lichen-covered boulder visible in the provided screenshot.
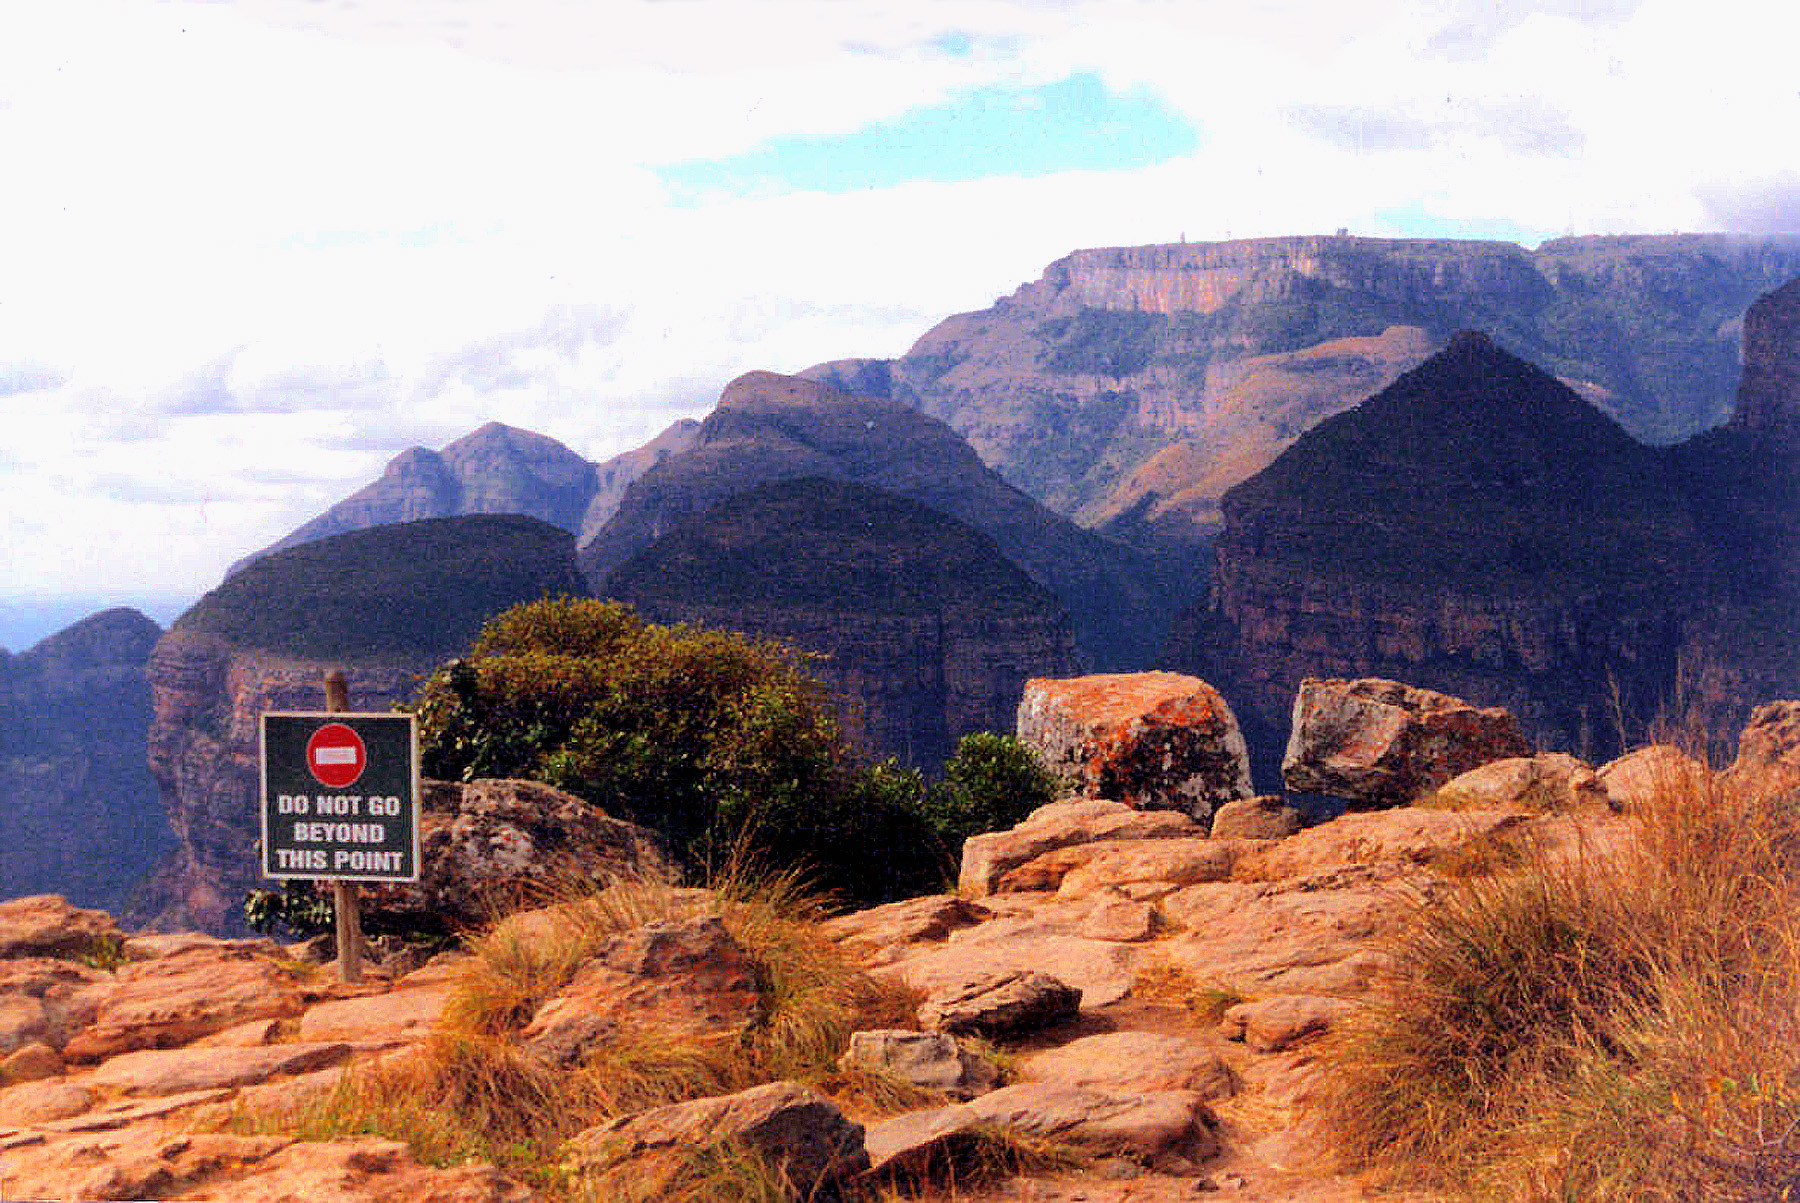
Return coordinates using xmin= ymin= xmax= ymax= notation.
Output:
xmin=352 ymin=778 xmax=674 ymax=932
xmin=1016 ymin=673 xmax=1253 ymax=823
xmin=1281 ymin=677 xmax=1533 ymax=807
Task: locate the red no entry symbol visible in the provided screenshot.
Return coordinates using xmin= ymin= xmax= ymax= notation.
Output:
xmin=305 ymin=723 xmax=367 ymax=789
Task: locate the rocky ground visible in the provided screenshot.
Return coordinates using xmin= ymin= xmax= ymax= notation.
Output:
xmin=1 ymin=742 xmax=1682 ymax=1203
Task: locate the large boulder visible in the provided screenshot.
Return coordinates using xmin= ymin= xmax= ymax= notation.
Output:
xmin=354 ymin=778 xmax=674 ymax=932
xmin=1596 ymin=745 xmax=1712 ymax=810
xmin=1016 ymin=673 xmax=1254 ymax=823
xmin=1725 ymin=700 xmax=1800 ymax=796
xmin=1281 ymin=677 xmax=1533 ymax=807
xmin=917 ymin=969 xmax=1081 ymax=1038
xmin=568 ymin=1080 xmax=868 ymax=1200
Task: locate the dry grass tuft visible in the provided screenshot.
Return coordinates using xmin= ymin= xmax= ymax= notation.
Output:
xmin=1132 ymin=958 xmax=1245 ymax=1024
xmin=1325 ymin=758 xmax=1800 ymax=1202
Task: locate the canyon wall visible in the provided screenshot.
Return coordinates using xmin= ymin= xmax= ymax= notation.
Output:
xmin=140 ymin=632 xmax=434 ymax=930
xmin=0 ymin=608 xmax=170 ymax=912
xmin=1182 ymin=281 xmax=1800 ymax=777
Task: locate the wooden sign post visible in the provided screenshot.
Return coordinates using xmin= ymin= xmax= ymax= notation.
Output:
xmin=258 ymin=672 xmax=420 ymax=985
xmin=322 ymin=671 xmax=362 ymax=983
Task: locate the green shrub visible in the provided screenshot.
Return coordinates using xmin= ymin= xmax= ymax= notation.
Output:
xmin=412 ymin=598 xmax=973 ymax=903
xmin=932 ymin=732 xmax=1056 ymax=838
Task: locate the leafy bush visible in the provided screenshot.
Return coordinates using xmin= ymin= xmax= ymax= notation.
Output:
xmin=932 ymin=731 xmax=1057 ymax=838
xmin=411 ymin=599 xmax=1058 ymax=903
xmin=415 ymin=598 xmax=857 ymax=882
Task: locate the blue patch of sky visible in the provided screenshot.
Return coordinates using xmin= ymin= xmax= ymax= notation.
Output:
xmin=1371 ymin=202 xmax=1560 ymax=248
xmin=927 ymin=30 xmax=975 ymax=56
xmin=658 ymin=72 xmax=1199 ymax=198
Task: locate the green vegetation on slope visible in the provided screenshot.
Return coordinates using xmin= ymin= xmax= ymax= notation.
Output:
xmin=176 ymin=515 xmax=586 ymax=660
xmin=604 ymin=476 xmax=1064 ymax=617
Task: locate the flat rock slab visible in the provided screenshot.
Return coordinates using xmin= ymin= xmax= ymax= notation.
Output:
xmin=919 ymin=969 xmax=1080 ymax=1038
xmin=0 ymin=1078 xmax=96 ymax=1125
xmin=882 ymin=912 xmax=1143 ymax=1009
xmin=1151 ymin=881 xmax=1406 ymax=997
xmin=1021 ymin=1031 xmax=1236 ymax=1099
xmin=298 ymin=984 xmax=450 ymax=1042
xmin=81 ymin=1041 xmax=355 ymax=1096
xmin=821 ymin=896 xmax=992 ymax=968
xmin=1055 ymin=838 xmax=1270 ymax=901
xmin=60 ymin=947 xmax=313 ymax=1063
xmin=866 ymin=1081 xmax=1219 ymax=1174
xmin=961 ymin=800 xmax=1202 ymax=899
xmin=0 ymin=957 xmax=107 ymax=1054
xmin=1233 ymin=807 xmax=1527 ymax=882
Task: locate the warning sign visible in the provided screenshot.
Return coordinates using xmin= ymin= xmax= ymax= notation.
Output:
xmin=260 ymin=712 xmax=419 ymax=882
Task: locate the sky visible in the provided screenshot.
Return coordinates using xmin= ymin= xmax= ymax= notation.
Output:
xmin=4 ymin=0 xmax=1799 ymax=649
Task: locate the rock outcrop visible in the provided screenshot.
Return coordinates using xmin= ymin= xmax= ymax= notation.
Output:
xmin=1015 ymin=672 xmax=1254 ymax=822
xmin=352 ymin=779 xmax=673 ymax=936
xmin=145 ymin=516 xmax=587 ymax=932
xmin=0 ymin=609 xmax=171 ymax=912
xmin=1281 ymin=677 xmax=1534 ymax=807
xmin=605 ymin=477 xmax=1080 ymax=766
xmin=839 ymin=233 xmax=1800 ymax=545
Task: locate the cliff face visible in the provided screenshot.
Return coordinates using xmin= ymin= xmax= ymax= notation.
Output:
xmin=581 ymin=371 xmax=1188 ymax=669
xmin=857 ymin=233 xmax=1800 ymax=544
xmin=0 ymin=608 xmax=171 ymax=912
xmin=605 ymin=478 xmax=1079 ymax=766
xmin=1728 ymin=276 xmax=1800 ymax=440
xmin=144 ymin=516 xmax=588 ymax=931
xmin=577 ymin=418 xmax=700 ymax=542
xmin=141 ymin=633 xmax=434 ymax=930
